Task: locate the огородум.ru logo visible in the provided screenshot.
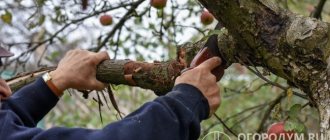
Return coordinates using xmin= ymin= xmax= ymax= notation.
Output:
xmin=201 ymin=132 xmax=330 ymax=140
xmin=201 ymin=131 xmax=232 ymax=140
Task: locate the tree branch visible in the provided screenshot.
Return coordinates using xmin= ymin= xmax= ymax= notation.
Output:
xmin=312 ymin=0 xmax=327 ymax=19
xmin=7 ymin=59 xmax=183 ymax=95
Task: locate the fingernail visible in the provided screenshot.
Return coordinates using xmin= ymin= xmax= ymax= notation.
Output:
xmin=214 ymin=57 xmax=221 ymax=63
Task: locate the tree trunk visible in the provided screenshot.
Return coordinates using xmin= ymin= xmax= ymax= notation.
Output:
xmin=199 ymin=0 xmax=330 ymax=137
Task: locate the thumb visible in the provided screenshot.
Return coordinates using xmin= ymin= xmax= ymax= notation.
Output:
xmin=197 ymin=57 xmax=222 ymax=71
xmin=95 ymin=51 xmax=110 ymax=64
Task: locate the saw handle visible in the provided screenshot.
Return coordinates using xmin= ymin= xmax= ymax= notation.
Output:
xmin=190 ymin=47 xmax=225 ymax=81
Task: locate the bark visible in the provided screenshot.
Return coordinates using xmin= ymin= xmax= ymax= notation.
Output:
xmin=198 ymin=0 xmax=330 ymax=137
xmin=96 ymin=60 xmax=183 ymax=95
xmin=7 ymin=60 xmax=184 ymax=95
xmin=8 ymin=34 xmax=237 ymax=95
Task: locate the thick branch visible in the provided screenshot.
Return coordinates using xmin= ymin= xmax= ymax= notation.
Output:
xmin=7 ymin=30 xmax=240 ymax=95
xmin=96 ymin=59 xmax=183 ymax=95
xmin=7 ymin=60 xmax=183 ymax=95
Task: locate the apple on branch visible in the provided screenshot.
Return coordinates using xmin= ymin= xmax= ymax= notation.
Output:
xmin=150 ymin=0 xmax=167 ymax=9
xmin=99 ymin=15 xmax=113 ymax=26
xmin=200 ymin=11 xmax=214 ymax=25
xmin=267 ymin=122 xmax=296 ymax=140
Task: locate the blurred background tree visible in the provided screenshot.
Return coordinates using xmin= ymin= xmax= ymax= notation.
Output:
xmin=0 ymin=0 xmax=328 ymax=139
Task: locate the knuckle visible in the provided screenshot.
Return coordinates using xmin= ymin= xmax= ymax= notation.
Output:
xmin=66 ymin=50 xmax=73 ymax=55
xmin=73 ymin=48 xmax=81 ymax=52
xmin=100 ymin=51 xmax=109 ymax=59
xmin=175 ymin=76 xmax=182 ymax=81
xmin=211 ymin=97 xmax=220 ymax=106
xmin=91 ymin=58 xmax=99 ymax=66
xmin=209 ymin=74 xmax=216 ymax=82
xmin=86 ymin=56 xmax=97 ymax=66
xmin=195 ymin=67 xmax=206 ymax=74
xmin=192 ymin=67 xmax=201 ymax=72
xmin=70 ymin=49 xmax=81 ymax=55
xmin=214 ymin=101 xmax=220 ymax=109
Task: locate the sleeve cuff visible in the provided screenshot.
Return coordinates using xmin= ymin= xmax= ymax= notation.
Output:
xmin=166 ymin=84 xmax=210 ymax=121
xmin=6 ymin=77 xmax=59 ymax=126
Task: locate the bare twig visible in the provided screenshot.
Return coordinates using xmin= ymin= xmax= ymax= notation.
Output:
xmin=107 ymin=85 xmax=123 ymax=119
xmin=256 ymin=93 xmax=285 ymax=133
xmin=311 ymin=0 xmax=327 ymax=19
xmin=4 ymin=2 xmax=138 ymax=66
xmin=214 ymin=114 xmax=239 ymax=138
xmin=202 ymin=102 xmax=269 ymax=136
xmin=96 ymin=91 xmax=104 ymax=124
xmin=238 ymin=57 xmax=308 ymax=100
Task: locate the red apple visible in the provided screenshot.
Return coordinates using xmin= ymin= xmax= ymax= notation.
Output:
xmin=267 ymin=122 xmax=295 ymax=140
xmin=150 ymin=0 xmax=167 ymax=9
xmin=201 ymin=11 xmax=214 ymax=25
xmin=100 ymin=15 xmax=113 ymax=26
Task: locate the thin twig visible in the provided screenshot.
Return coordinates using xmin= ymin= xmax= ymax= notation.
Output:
xmin=256 ymin=93 xmax=285 ymax=133
xmin=5 ymin=2 xmax=137 ymax=66
xmin=96 ymin=91 xmax=104 ymax=125
xmin=238 ymin=57 xmax=308 ymax=100
xmin=311 ymin=0 xmax=327 ymax=19
xmin=214 ymin=114 xmax=239 ymax=138
xmin=202 ymin=102 xmax=269 ymax=136
xmin=107 ymin=85 xmax=123 ymax=119
xmin=93 ymin=0 xmax=146 ymax=52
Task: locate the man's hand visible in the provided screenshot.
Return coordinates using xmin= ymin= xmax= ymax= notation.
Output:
xmin=175 ymin=57 xmax=222 ymax=115
xmin=50 ymin=49 xmax=109 ymax=96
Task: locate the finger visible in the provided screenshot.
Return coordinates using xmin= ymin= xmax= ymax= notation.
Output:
xmin=0 ymin=79 xmax=11 ymax=96
xmin=90 ymin=79 xmax=107 ymax=91
xmin=0 ymin=85 xmax=11 ymax=98
xmin=197 ymin=57 xmax=222 ymax=71
xmin=0 ymin=79 xmax=11 ymax=93
xmin=65 ymin=50 xmax=74 ymax=57
xmin=94 ymin=51 xmax=110 ymax=63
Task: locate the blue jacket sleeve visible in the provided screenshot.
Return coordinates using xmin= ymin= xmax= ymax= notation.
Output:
xmin=0 ymin=77 xmax=210 ymax=140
